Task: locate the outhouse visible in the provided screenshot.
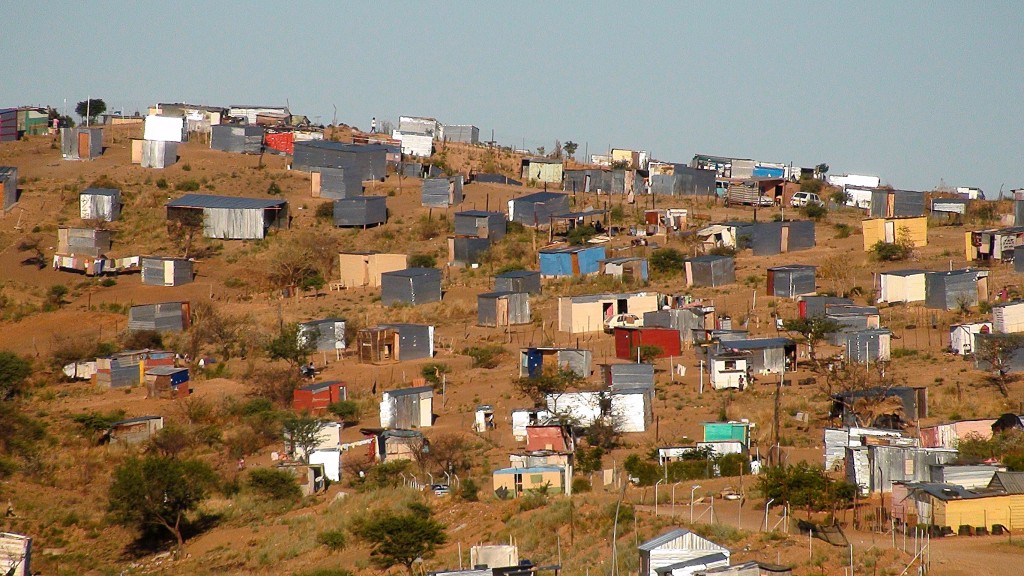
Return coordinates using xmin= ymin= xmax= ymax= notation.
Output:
xmin=878 ymin=269 xmax=928 ymax=303
xmin=61 ymin=127 xmax=103 ymax=160
xmin=79 ymin=188 xmax=121 ymax=221
xmin=495 ymin=270 xmax=541 ymax=294
xmin=144 ymin=366 xmax=190 ymax=399
xmin=454 ymin=210 xmax=506 ymax=240
xmin=599 ymin=257 xmax=649 ymax=283
xmin=685 ymin=255 xmax=735 ymax=287
xmin=210 ymin=124 xmax=263 ymax=153
xmin=141 ymin=140 xmax=178 ymax=169
xmin=477 ymin=291 xmax=531 ymax=327
xmin=311 ymin=167 xmax=363 ymax=199
xmin=380 ymin=385 xmax=433 ymax=429
xmin=357 ymin=324 xmax=434 ymax=362
xmin=519 ymin=347 xmax=592 ymax=378
xmin=924 ymin=269 xmax=989 ymax=310
xmin=421 ymin=175 xmax=464 ymax=207
xmin=298 ymin=318 xmax=347 ymax=352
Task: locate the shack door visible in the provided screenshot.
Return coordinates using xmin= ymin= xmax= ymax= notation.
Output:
xmin=684 ymin=261 xmax=694 ymax=286
xmin=311 ymin=171 xmax=321 ymax=197
xmin=525 ymin=349 xmax=543 ymax=377
xmin=496 ymin=297 xmax=509 ymax=326
xmin=780 ymin=225 xmax=790 ymax=253
xmin=584 ymin=174 xmax=591 ymax=193
xmin=884 ymin=221 xmax=896 ymax=243
xmin=617 ymin=298 xmax=628 ymax=314
xmin=766 ymin=271 xmax=775 ymax=295
xmin=78 ymin=132 xmax=90 ymax=158
xmin=571 ymin=253 xmax=580 ymax=275
xmin=163 ymin=260 xmax=175 ymax=286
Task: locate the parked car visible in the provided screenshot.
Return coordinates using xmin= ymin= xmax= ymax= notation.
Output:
xmin=431 ymin=484 xmax=450 ymax=496
xmin=605 ymin=313 xmax=643 ymax=333
xmin=756 ymin=195 xmax=776 ymax=207
xmin=790 ymin=192 xmax=822 ymax=207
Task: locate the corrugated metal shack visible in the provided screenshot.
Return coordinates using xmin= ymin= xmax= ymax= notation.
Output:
xmin=495 ymin=270 xmax=541 ymax=294
xmin=166 ymin=194 xmax=288 ymax=240
xmin=57 ymin=227 xmax=112 ymax=257
xmin=105 ymin=416 xmax=165 ymax=446
xmin=141 ymin=139 xmax=178 ymax=169
xmin=1016 ymin=245 xmax=1024 ymax=273
xmin=292 ymin=141 xmax=387 ymax=181
xmin=644 ymin=305 xmax=717 ymax=344
xmin=924 ymin=269 xmax=989 ymax=310
xmin=311 ymin=167 xmax=363 ymax=199
xmin=477 ymin=291 xmax=530 ymax=327
xmin=95 ymin=349 xmax=175 ymax=388
xmin=869 ymin=189 xmax=926 ymax=218
xmin=144 ymin=366 xmax=190 ymax=399
xmin=930 ymin=197 xmax=968 ymax=223
xmin=718 ymin=337 xmax=794 ymax=374
xmin=128 ymin=302 xmax=191 ymax=332
xmin=0 ymin=108 xmax=17 ymax=142
xmin=965 ymin=226 xmax=1024 ymax=262
xmin=293 ymin=381 xmax=347 ymax=414
xmin=747 ymin=220 xmax=816 ymax=256
xmin=380 ymin=268 xmax=442 ymax=306
xmin=61 ymin=127 xmax=103 ymax=160
xmin=844 ymin=329 xmax=892 ymax=363
xmin=614 ymin=327 xmax=681 ymax=359
xmin=454 ymin=210 xmax=506 ymax=240
xmin=210 ymin=125 xmax=264 ymax=154
xmin=564 ymin=169 xmax=612 ymax=194
xmin=603 ymin=362 xmax=655 ymax=388
xmin=473 ymin=172 xmax=521 ymax=186
xmin=685 ymin=255 xmax=735 ymax=287
xmin=141 ymin=257 xmax=193 ymax=286
xmin=558 ymin=291 xmax=661 ymax=334
xmin=610 ymin=378 xmax=655 ymax=433
xmin=332 ymin=196 xmax=387 ymax=228
xmin=380 ymin=385 xmax=433 ymax=428
xmin=519 ymin=347 xmax=592 ymax=378
xmin=298 ymin=318 xmax=346 ymax=351
xmin=798 ymin=296 xmax=853 ymax=318
xmin=440 ymin=124 xmax=479 ymax=144
xmin=949 ymin=322 xmax=992 ymax=356
xmin=599 ymin=256 xmax=649 ymax=283
xmin=359 ymin=323 xmax=434 ymax=362
xmin=766 ymin=265 xmax=816 ymax=298
xmin=447 ymin=236 xmax=491 ymax=266
xmin=649 ymin=164 xmax=716 ymax=196
xmin=638 ymin=529 xmax=731 ymax=576
xmin=338 ymin=252 xmax=406 ymax=288
xmin=929 ymin=464 xmax=1002 ymax=489
xmin=846 ymin=445 xmax=957 ymax=495
xmin=508 ymin=192 xmax=570 ymax=226
xmin=1 ymin=166 xmax=18 ymax=212
xmin=993 ymin=300 xmax=1024 ymax=333
xmin=825 ymin=305 xmax=881 ymax=336
xmin=421 ymin=175 xmax=464 ymax=207
xmin=539 ymin=244 xmax=606 ymax=277
xmin=862 ymin=216 xmax=928 ymax=250
xmin=79 ymin=188 xmax=121 ymax=221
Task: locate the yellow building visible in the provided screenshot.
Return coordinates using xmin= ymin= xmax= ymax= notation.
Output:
xmin=337 ymin=252 xmax=407 ymax=288
xmin=900 ymin=477 xmax=1024 ymax=533
xmin=520 ymin=158 xmax=563 ymax=184
xmin=861 ymin=216 xmax=928 ymax=251
xmin=492 ymin=466 xmax=565 ymax=498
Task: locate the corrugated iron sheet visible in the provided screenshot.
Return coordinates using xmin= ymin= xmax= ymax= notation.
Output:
xmin=333 ymin=196 xmax=387 ymax=227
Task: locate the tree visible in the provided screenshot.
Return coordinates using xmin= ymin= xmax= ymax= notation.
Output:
xmin=0 ymin=351 xmax=32 ymax=401
xmin=815 ymin=163 xmax=829 ymax=178
xmin=536 ymin=146 xmax=545 ymax=157
xmin=283 ymin=414 xmax=325 ymax=463
xmin=248 ymin=468 xmax=301 ymax=500
xmin=108 ymin=455 xmax=218 ymax=552
xmin=514 ymin=366 xmax=585 ymax=407
xmin=757 ymin=462 xmax=855 ymax=518
xmin=75 ymin=98 xmax=107 ymax=123
xmin=267 ymin=323 xmax=315 ymax=368
xmin=167 ymin=208 xmax=204 ymax=259
xmin=350 ymin=502 xmax=447 ymax=576
xmin=263 ymin=230 xmax=339 ymax=291
xmin=563 ymin=141 xmax=578 ymax=160
xmin=649 ymin=248 xmax=684 ymax=275
xmin=824 ymin=360 xmax=904 ymax=427
xmin=975 ymin=333 xmax=1024 ymax=397
xmin=551 ymin=140 xmax=562 ymax=159
xmin=47 ymin=284 xmax=69 ymax=308
xmin=782 ymin=316 xmax=842 ymax=367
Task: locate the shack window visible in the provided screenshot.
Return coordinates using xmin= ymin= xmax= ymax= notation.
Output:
xmin=530 ymin=474 xmax=544 ymax=484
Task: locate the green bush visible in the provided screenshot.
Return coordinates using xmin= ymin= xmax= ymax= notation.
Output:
xmin=99 ymin=277 xmax=117 ymax=287
xmin=800 ymin=203 xmax=828 ymax=220
xmin=833 ymin=223 xmax=852 ymax=239
xmin=462 ymin=345 xmax=505 ymax=369
xmin=459 ymin=478 xmax=480 ymax=501
xmin=267 ymin=181 xmax=283 ymax=195
xmin=316 ymin=529 xmax=347 ymax=551
xmin=718 ymin=453 xmax=751 ymax=477
xmin=571 ymin=477 xmax=592 ymax=493
xmin=420 ymin=363 xmax=450 ymax=386
xmin=315 ymin=202 xmax=334 ymax=221
xmin=327 ymin=400 xmax=360 ymax=423
xmin=870 ymin=240 xmax=913 ymax=261
xmin=156 ymin=178 xmax=168 ymax=189
xmin=649 ymin=248 xmax=684 ymax=275
xmin=175 ymin=179 xmax=200 ymax=192
xmin=248 ymin=468 xmax=301 ymax=500
xmin=409 ymin=253 xmax=437 ymax=268
xmin=575 ymin=446 xmax=604 ymax=473
xmin=566 ymin=224 xmax=597 ymax=246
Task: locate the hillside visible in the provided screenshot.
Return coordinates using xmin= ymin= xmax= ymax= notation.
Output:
xmin=0 ymin=126 xmax=1019 ymax=576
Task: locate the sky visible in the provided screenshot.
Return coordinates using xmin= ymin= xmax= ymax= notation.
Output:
xmin=5 ymin=1 xmax=1021 ymax=196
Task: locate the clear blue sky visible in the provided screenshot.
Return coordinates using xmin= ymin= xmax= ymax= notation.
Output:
xmin=5 ymin=1 xmax=1021 ymax=195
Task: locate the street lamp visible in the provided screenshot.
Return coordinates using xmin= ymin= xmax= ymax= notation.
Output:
xmin=671 ymin=482 xmax=682 ymax=516
xmin=763 ymin=498 xmax=776 ymax=532
xmin=655 ymin=479 xmax=665 ymax=516
xmin=690 ymin=485 xmax=702 ymax=524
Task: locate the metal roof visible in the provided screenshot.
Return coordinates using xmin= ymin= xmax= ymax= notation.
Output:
xmin=295 ymin=140 xmax=390 ymax=153
xmin=687 ymin=255 xmax=732 ymax=263
xmin=478 ymin=291 xmax=521 ymax=299
xmin=768 ymin=264 xmax=816 ymax=271
xmin=881 ymin=269 xmax=929 ymax=277
xmin=82 ymin=187 xmax=119 ymax=197
xmin=385 ymin=385 xmax=433 ymax=397
xmin=540 ymin=244 xmax=603 ymax=254
xmin=493 ymin=466 xmax=563 ymax=474
xmin=637 ymin=528 xmax=693 ymax=551
xmin=551 ymin=209 xmax=607 ymax=219
xmin=381 ymin=267 xmax=441 ymax=278
xmin=724 ymin=337 xmax=793 ymax=350
xmin=298 ymin=380 xmax=344 ymax=392
xmin=653 ymin=553 xmax=729 ymax=574
xmin=166 ymin=194 xmax=285 ymax=210
xmin=990 ymin=471 xmax=1024 ymax=494
xmin=110 ymin=415 xmax=163 ymax=427
xmin=568 ymin=291 xmax=652 ymax=303
xmin=599 ymin=256 xmax=645 ymax=265
xmin=514 ymin=192 xmax=567 ymax=203
xmin=496 ymin=270 xmax=538 ymax=278
xmin=455 ymin=210 xmax=503 ymax=218
xmin=144 ymin=366 xmax=187 ymax=376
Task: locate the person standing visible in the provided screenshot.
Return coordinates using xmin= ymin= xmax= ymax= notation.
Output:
xmin=370 ymin=117 xmax=377 ymax=133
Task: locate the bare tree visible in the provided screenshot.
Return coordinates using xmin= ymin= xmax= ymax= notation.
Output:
xmin=824 ymin=359 xmax=904 ymax=427
xmin=975 ymin=333 xmax=1024 ymax=397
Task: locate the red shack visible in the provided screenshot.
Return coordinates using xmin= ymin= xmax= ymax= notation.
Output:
xmin=264 ymin=130 xmax=295 ymax=155
xmin=614 ymin=327 xmax=681 ymax=360
xmin=293 ymin=381 xmax=347 ymax=414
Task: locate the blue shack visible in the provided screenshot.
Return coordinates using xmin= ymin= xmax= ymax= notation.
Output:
xmin=538 ymin=245 xmax=606 ymax=278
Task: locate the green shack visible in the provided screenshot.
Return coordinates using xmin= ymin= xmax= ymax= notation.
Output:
xmin=17 ymin=107 xmax=50 ymax=136
xmin=702 ymin=421 xmax=751 ymax=446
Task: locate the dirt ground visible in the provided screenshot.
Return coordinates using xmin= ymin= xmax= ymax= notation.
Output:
xmin=0 ymin=126 xmax=1019 ymax=575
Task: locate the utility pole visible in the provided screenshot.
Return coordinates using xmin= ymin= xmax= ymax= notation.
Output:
xmin=772 ymin=368 xmax=783 ymax=466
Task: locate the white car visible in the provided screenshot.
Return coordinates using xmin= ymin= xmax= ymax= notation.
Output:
xmin=604 ymin=313 xmax=643 ymax=333
xmin=790 ymin=192 xmax=822 ymax=207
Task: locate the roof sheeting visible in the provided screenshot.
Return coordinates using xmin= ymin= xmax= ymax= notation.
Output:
xmin=166 ymin=194 xmax=285 ymax=210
